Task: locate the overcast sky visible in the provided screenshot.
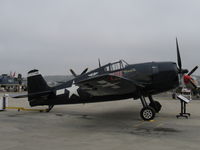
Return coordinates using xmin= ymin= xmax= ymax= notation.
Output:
xmin=0 ymin=0 xmax=200 ymax=76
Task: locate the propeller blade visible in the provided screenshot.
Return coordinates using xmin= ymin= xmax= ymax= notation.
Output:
xmin=188 ymin=66 xmax=198 ymax=76
xmin=189 ymin=79 xmax=198 ymax=89
xmin=80 ymin=68 xmax=88 ymax=75
xmin=98 ymin=58 xmax=101 ymax=67
xmin=176 ymin=38 xmax=182 ymax=71
xmin=189 ymin=79 xmax=197 ymax=89
xmin=70 ymin=69 xmax=77 ymax=77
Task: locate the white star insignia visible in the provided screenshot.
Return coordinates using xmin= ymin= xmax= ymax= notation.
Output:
xmin=66 ymin=81 xmax=79 ymax=98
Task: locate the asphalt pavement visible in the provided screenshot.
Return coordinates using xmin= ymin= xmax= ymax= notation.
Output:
xmin=0 ymin=93 xmax=200 ymax=150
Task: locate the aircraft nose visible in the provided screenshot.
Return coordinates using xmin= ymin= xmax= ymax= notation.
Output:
xmin=183 ymin=75 xmax=191 ymax=84
xmin=183 ymin=74 xmax=198 ymax=89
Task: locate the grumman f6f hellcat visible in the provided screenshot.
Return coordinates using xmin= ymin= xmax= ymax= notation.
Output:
xmin=13 ymin=39 xmax=198 ymax=121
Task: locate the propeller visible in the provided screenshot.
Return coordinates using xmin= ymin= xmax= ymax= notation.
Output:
xmin=183 ymin=66 xmax=199 ymax=89
xmin=183 ymin=75 xmax=198 ymax=89
xmin=98 ymin=58 xmax=101 ymax=68
xmin=70 ymin=68 xmax=88 ymax=77
xmin=176 ymin=38 xmax=198 ymax=89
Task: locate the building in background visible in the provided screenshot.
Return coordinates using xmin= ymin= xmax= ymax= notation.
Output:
xmin=0 ymin=73 xmax=27 ymax=92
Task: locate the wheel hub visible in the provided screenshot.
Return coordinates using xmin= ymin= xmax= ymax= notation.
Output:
xmin=143 ymin=109 xmax=153 ymax=119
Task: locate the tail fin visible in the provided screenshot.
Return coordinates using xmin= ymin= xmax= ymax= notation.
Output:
xmin=27 ymin=70 xmax=52 ymax=106
xmin=12 ymin=70 xmax=52 ymax=107
xmin=27 ymin=69 xmax=50 ymax=94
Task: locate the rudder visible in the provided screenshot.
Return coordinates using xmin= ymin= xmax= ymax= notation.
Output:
xmin=27 ymin=69 xmax=50 ymax=94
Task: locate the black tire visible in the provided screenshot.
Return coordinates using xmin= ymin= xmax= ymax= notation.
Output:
xmin=149 ymin=101 xmax=162 ymax=113
xmin=172 ymin=93 xmax=176 ymax=99
xmin=140 ymin=106 xmax=156 ymax=121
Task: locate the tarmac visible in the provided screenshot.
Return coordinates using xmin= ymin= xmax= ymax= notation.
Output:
xmin=0 ymin=93 xmax=200 ymax=150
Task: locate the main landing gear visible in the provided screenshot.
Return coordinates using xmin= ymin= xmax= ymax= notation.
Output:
xmin=139 ymin=95 xmax=162 ymax=121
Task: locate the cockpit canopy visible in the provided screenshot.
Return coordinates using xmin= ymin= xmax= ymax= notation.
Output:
xmin=104 ymin=60 xmax=129 ymax=72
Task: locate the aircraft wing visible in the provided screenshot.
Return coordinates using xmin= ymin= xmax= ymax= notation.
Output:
xmin=76 ymin=75 xmax=144 ymax=96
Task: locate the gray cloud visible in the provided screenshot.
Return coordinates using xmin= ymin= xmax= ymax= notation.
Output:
xmin=0 ymin=0 xmax=200 ymax=76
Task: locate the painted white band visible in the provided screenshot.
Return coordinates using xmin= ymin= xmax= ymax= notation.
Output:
xmin=28 ymin=72 xmax=39 ymax=77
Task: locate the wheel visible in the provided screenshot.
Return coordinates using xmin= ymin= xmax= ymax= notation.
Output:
xmin=172 ymin=93 xmax=176 ymax=99
xmin=140 ymin=106 xmax=156 ymax=121
xmin=149 ymin=101 xmax=162 ymax=113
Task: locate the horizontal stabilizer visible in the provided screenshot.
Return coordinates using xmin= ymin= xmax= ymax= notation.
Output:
xmin=10 ymin=93 xmax=28 ymax=98
xmin=10 ymin=91 xmax=51 ymax=99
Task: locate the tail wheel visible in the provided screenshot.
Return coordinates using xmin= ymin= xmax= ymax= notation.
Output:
xmin=149 ymin=101 xmax=162 ymax=113
xmin=140 ymin=106 xmax=156 ymax=121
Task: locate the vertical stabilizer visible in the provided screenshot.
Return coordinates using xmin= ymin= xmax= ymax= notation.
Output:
xmin=27 ymin=69 xmax=50 ymax=94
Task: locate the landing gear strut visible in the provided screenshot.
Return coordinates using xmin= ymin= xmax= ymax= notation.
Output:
xmin=46 ymin=105 xmax=54 ymax=112
xmin=148 ymin=95 xmax=162 ymax=113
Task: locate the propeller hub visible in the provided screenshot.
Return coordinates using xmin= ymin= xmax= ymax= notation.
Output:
xmin=183 ymin=74 xmax=198 ymax=89
xmin=183 ymin=75 xmax=192 ymax=84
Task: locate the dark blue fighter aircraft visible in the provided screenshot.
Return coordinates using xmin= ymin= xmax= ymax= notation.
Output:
xmin=13 ymin=39 xmax=198 ymax=120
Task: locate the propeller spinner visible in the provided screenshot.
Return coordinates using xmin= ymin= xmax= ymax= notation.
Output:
xmin=183 ymin=66 xmax=199 ymax=89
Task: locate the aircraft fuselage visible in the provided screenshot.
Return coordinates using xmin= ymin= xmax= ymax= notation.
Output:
xmin=28 ymin=61 xmax=179 ymax=107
